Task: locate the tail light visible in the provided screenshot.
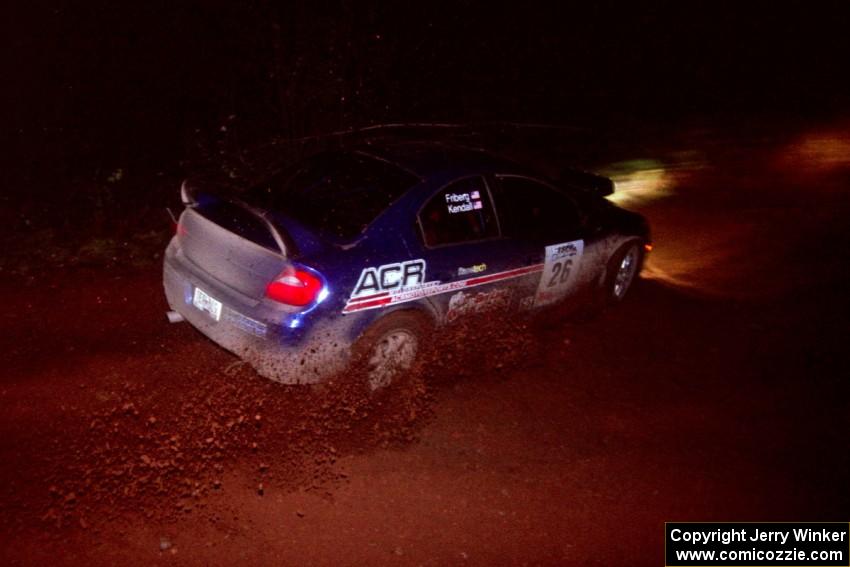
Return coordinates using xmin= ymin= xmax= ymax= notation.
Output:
xmin=265 ymin=267 xmax=322 ymax=306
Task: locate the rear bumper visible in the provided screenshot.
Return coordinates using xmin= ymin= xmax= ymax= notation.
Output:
xmin=163 ymin=240 xmax=347 ymax=383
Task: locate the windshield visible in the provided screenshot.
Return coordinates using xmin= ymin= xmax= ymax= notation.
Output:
xmin=246 ymin=151 xmax=419 ymax=240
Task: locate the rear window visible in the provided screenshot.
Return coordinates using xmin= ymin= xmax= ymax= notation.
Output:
xmin=246 ymin=151 xmax=419 ymax=240
xmin=196 ymin=200 xmax=279 ymax=251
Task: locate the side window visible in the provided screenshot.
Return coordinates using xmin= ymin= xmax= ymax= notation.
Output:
xmin=418 ymin=177 xmax=499 ymax=247
xmin=492 ymin=176 xmax=581 ymax=242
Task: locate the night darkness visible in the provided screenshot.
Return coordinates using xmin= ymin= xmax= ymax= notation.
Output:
xmin=2 ymin=2 xmax=850 ymax=566
xmin=7 ymin=2 xmax=850 ymax=180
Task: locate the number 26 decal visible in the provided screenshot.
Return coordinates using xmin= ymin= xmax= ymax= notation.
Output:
xmin=547 ymin=259 xmax=573 ymax=287
xmin=534 ymin=240 xmax=583 ymax=307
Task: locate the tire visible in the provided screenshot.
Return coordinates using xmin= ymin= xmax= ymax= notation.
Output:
xmin=351 ymin=311 xmax=430 ymax=393
xmin=604 ymin=241 xmax=643 ymax=303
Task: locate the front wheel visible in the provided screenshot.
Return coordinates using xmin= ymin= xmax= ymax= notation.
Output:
xmin=351 ymin=311 xmax=430 ymax=392
xmin=605 ymin=242 xmax=642 ymax=303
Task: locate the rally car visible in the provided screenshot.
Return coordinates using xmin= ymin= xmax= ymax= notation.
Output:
xmin=163 ymin=142 xmax=650 ymax=390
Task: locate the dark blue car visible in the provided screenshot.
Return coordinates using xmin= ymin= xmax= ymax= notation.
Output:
xmin=163 ymin=142 xmax=650 ymax=390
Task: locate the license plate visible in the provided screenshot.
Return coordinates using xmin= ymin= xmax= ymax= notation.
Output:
xmin=192 ymin=287 xmax=222 ymax=321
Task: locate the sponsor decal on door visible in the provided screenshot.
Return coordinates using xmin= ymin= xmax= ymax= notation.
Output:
xmin=344 ymin=260 xmax=543 ymax=314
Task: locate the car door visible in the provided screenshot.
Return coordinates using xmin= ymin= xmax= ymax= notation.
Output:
xmin=490 ymin=175 xmax=590 ymax=308
xmin=414 ymin=175 xmax=530 ymax=323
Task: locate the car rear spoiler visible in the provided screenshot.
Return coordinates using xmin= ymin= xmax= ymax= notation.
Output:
xmin=180 ymin=180 xmax=198 ymax=206
xmin=558 ymin=168 xmax=615 ymax=197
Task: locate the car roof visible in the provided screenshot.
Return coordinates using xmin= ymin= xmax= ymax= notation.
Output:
xmin=354 ymin=141 xmax=532 ymax=180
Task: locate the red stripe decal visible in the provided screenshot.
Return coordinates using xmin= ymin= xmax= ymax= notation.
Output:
xmin=343 ymin=262 xmax=546 ymax=314
xmin=346 ymin=290 xmax=391 ymax=303
xmin=343 ymin=296 xmax=392 ymax=313
xmin=465 ymin=263 xmax=543 ymax=286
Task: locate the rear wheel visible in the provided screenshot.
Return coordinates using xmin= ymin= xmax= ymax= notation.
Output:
xmin=606 ymin=242 xmax=642 ymax=302
xmin=352 ymin=311 xmax=430 ymax=392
